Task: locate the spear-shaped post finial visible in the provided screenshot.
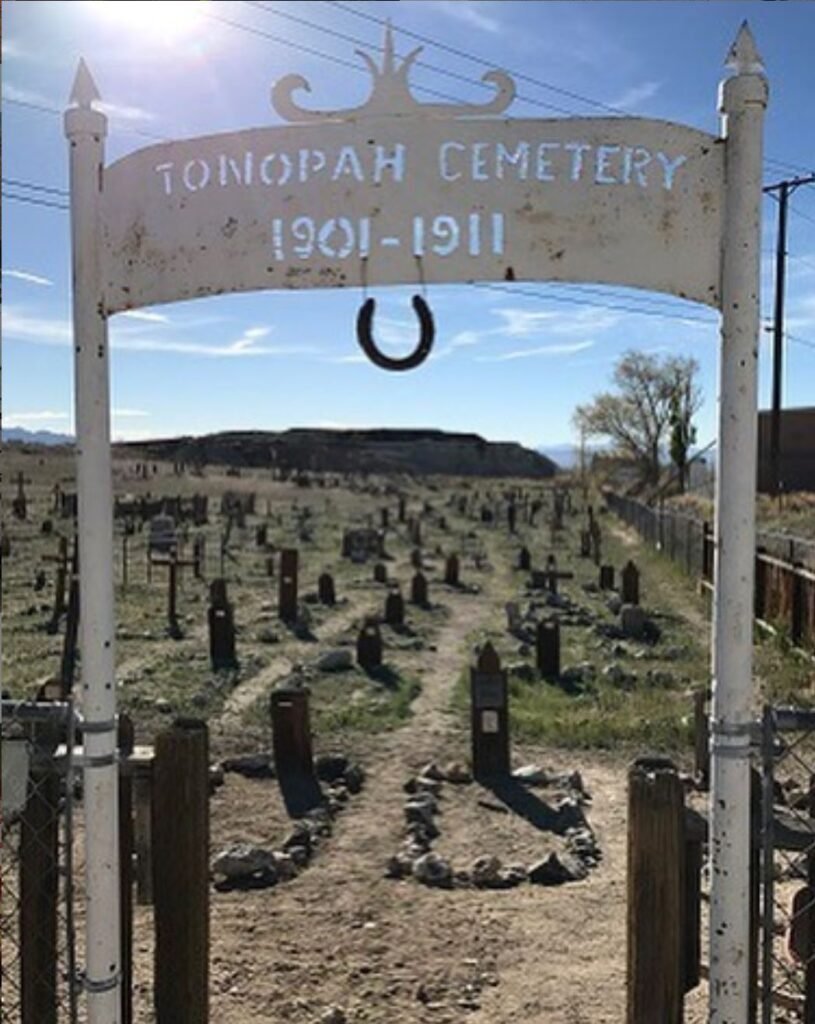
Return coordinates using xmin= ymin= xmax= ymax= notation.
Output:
xmin=725 ymin=20 xmax=765 ymax=76
xmin=69 ymin=58 xmax=102 ymax=108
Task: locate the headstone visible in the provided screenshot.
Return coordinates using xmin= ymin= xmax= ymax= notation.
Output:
xmin=506 ymin=601 xmax=522 ymax=635
xmin=342 ymin=527 xmax=384 ymax=562
xmin=536 ymin=619 xmax=561 ymax=679
xmin=384 ymin=589 xmax=405 ymax=627
xmin=470 ymin=643 xmax=510 ymax=779
xmin=279 ymin=548 xmax=299 ymax=622
xmin=356 ymin=618 xmax=383 ymax=671
xmin=599 ymin=565 xmax=615 ymax=591
xmin=373 ymin=562 xmax=388 ymax=584
xmin=411 ymin=548 xmax=423 ymax=570
xmin=256 ymin=523 xmax=268 ymax=548
xmin=507 ymin=503 xmax=517 ymax=534
xmin=270 ymin=686 xmax=314 ymax=779
xmin=480 ymin=506 xmax=494 ymax=525
xmin=410 ymin=572 xmax=429 ymax=608
xmin=12 ymin=471 xmax=27 ymax=521
xmin=621 ymin=560 xmax=640 ymax=605
xmin=208 ymin=578 xmax=238 ymax=670
xmin=517 ymin=546 xmax=531 ymax=572
xmin=318 ymin=572 xmax=336 ymax=606
xmin=444 ymin=554 xmax=460 ymax=587
xmin=149 ymin=514 xmax=177 ymax=555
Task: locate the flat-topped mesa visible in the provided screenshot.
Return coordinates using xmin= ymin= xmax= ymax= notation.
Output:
xmin=122 ymin=428 xmax=559 ymax=479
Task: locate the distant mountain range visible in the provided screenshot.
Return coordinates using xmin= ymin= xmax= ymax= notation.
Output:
xmin=3 ymin=426 xmax=74 ymax=446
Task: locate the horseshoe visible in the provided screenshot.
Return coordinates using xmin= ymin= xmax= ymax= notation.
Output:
xmin=356 ymin=294 xmax=435 ymax=371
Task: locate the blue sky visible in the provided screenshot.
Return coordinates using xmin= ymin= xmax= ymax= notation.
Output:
xmin=3 ymin=0 xmax=814 ymax=448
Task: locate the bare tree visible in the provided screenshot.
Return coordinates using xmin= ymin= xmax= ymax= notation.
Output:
xmin=573 ymin=351 xmax=701 ymax=489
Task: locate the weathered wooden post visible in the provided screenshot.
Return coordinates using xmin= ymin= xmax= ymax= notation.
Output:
xmin=444 ymin=553 xmax=460 ymax=586
xmin=356 ymin=617 xmax=383 ymax=671
xmin=20 ymin=751 xmax=60 ymax=1024
xmin=279 ymin=547 xmax=298 ymax=623
xmin=517 ymin=546 xmax=531 ymax=571
xmin=470 ymin=642 xmax=510 ymax=779
xmin=152 ymin=719 xmax=209 ymax=1024
xmin=627 ymin=757 xmax=685 ymax=1024
xmin=384 ymin=588 xmax=404 ymax=627
xmin=318 ymin=571 xmax=336 ymax=606
xmin=599 ymin=564 xmax=615 ymax=590
xmin=535 ymin=619 xmax=560 ymax=679
xmin=373 ymin=562 xmax=388 ymax=584
xmin=410 ymin=571 xmax=429 ymax=607
xmin=270 ymin=686 xmax=314 ymax=780
xmin=621 ymin=560 xmax=640 ymax=605
xmin=208 ymin=578 xmax=237 ymax=670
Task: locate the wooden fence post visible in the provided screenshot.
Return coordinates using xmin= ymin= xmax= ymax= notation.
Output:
xmin=20 ymin=760 xmax=60 ymax=1024
xmin=152 ymin=718 xmax=209 ymax=1024
xmin=627 ymin=757 xmax=685 ymax=1024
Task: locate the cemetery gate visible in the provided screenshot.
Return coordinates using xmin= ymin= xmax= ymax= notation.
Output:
xmin=64 ymin=21 xmax=768 ymax=1023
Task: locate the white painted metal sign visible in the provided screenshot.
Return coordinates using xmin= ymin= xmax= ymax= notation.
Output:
xmin=101 ymin=35 xmax=724 ymax=312
xmin=66 ymin=23 xmax=767 ymax=1024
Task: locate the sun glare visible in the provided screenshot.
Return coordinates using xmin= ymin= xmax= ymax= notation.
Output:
xmin=86 ymin=1 xmax=207 ymax=41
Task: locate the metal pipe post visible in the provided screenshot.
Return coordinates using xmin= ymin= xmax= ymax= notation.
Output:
xmin=65 ymin=59 xmax=121 ymax=1024
xmin=708 ymin=23 xmax=768 ymax=1024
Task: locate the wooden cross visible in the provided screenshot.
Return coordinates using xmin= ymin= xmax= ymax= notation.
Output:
xmin=43 ymin=535 xmax=70 ymax=634
xmin=544 ymin=554 xmax=574 ymax=595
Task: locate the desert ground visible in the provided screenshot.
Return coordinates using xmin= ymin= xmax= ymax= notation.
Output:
xmin=3 ymin=443 xmax=813 ymax=1023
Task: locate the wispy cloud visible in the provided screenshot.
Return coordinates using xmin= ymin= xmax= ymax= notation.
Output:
xmin=3 ymin=82 xmax=154 ymax=123
xmin=5 ymin=410 xmax=69 ymax=424
xmin=112 ymin=408 xmax=149 ymax=418
xmin=609 ymin=81 xmax=661 ymax=110
xmin=475 ymin=340 xmax=595 ymax=362
xmin=436 ymin=1 xmax=502 ymax=34
xmin=2 ymin=307 xmax=314 ymax=358
xmin=120 ymin=309 xmax=170 ymax=324
xmin=2 ymin=269 xmax=53 ymax=287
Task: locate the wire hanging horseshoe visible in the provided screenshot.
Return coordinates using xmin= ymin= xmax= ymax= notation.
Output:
xmin=356 ymin=294 xmax=435 ymax=371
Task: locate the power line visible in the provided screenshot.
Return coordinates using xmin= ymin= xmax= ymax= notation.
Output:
xmin=2 ymin=176 xmax=69 ymax=197
xmin=787 ymin=333 xmax=815 ymax=352
xmin=470 ymin=282 xmax=718 ymax=325
xmin=323 ymin=0 xmax=625 ymax=115
xmin=789 ymin=203 xmax=815 ymax=229
xmin=3 ymin=96 xmax=169 ymax=143
xmin=242 ymin=0 xmax=577 ymax=116
xmin=2 ymin=190 xmax=69 ymax=210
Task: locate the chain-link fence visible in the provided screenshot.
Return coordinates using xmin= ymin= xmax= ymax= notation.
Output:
xmin=760 ymin=705 xmax=815 ymax=1023
xmin=1 ymin=700 xmax=79 ymax=1024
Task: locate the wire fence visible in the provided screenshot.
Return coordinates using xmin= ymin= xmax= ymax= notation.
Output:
xmin=605 ymin=492 xmax=815 ymax=653
xmin=760 ymin=705 xmax=815 ymax=1023
xmin=1 ymin=701 xmax=79 ymax=1024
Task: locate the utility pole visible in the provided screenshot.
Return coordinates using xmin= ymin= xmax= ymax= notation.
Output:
xmin=763 ymin=174 xmax=815 ymax=495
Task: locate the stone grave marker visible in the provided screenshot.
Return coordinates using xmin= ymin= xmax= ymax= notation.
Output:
xmin=384 ymin=588 xmax=405 ymax=627
xmin=470 ymin=642 xmax=510 ymax=779
xmin=208 ymin=578 xmax=238 ymax=670
xmin=410 ymin=572 xmax=429 ymax=608
xmin=279 ymin=548 xmax=299 ymax=623
xmin=536 ymin=619 xmax=561 ymax=679
xmin=373 ymin=562 xmax=388 ymax=584
xmin=507 ymin=503 xmax=517 ymax=533
xmin=318 ymin=572 xmax=336 ymax=606
xmin=505 ymin=601 xmax=522 ymax=635
xmin=411 ymin=548 xmax=423 ymax=570
xmin=356 ymin=618 xmax=383 ymax=671
xmin=517 ymin=546 xmax=531 ymax=572
xmin=444 ymin=554 xmax=460 ymax=586
xmin=599 ymin=564 xmax=615 ymax=590
xmin=621 ymin=560 xmax=640 ymax=605
xmin=256 ymin=523 xmax=268 ymax=548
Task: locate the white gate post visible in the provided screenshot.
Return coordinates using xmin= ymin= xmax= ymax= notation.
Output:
xmin=709 ymin=23 xmax=767 ymax=1023
xmin=65 ymin=60 xmax=121 ymax=1024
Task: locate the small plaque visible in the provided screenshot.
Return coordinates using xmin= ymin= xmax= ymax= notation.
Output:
xmin=481 ymin=711 xmax=499 ymax=734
